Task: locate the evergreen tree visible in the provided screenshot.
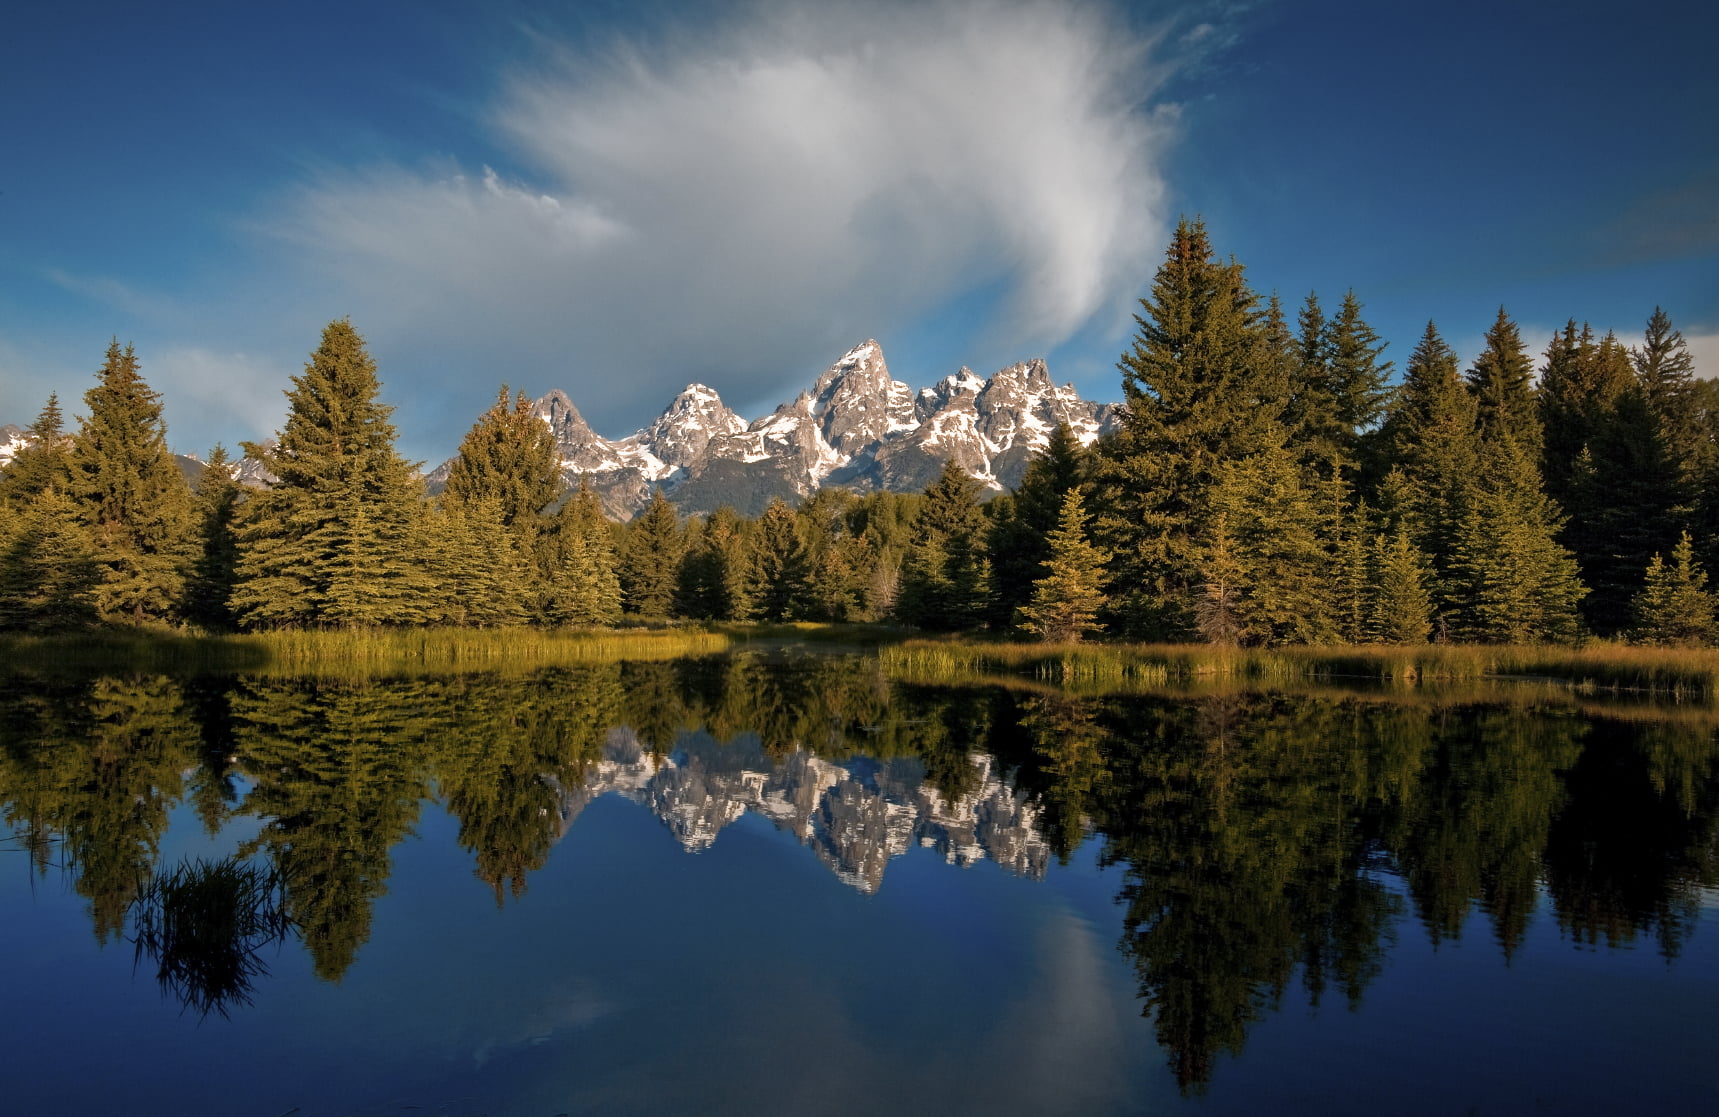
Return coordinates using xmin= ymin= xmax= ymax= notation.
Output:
xmin=745 ymin=498 xmax=810 ymax=622
xmin=1541 ymin=324 xmax=1686 ymax=634
xmin=1018 ymin=486 xmax=1110 ymax=642
xmin=988 ymin=422 xmax=1089 ymax=625
xmin=182 ymin=445 xmax=242 ymax=631
xmin=1093 ymin=218 xmax=1288 ymax=639
xmin=1323 ymin=290 xmax=1393 ymax=476
xmin=0 ymin=394 xmax=70 ymax=511
xmin=420 ymin=496 xmax=530 ymax=627
xmin=676 ymin=506 xmax=750 ymax=620
xmin=618 ymin=490 xmax=682 ymax=617
xmin=1368 ymin=528 xmax=1434 ymax=645
xmin=1633 ymin=307 xmax=1699 ymax=468
xmin=1201 ymin=444 xmax=1340 ymax=645
xmin=545 ymin=480 xmax=622 ymax=626
xmin=1373 ymin=321 xmax=1479 ymax=589
xmin=66 ymin=341 xmax=195 ymax=623
xmin=231 ymin=320 xmax=428 ymax=628
xmin=1450 ymin=438 xmax=1586 ymax=643
xmin=1631 ymin=533 xmax=1716 ymax=647
xmin=897 ymin=460 xmax=991 ymax=631
xmin=443 ymin=385 xmax=563 ymax=568
xmin=0 ymin=486 xmax=102 ymax=631
xmin=1467 ymin=308 xmax=1542 ymax=457
xmin=1286 ymin=290 xmax=1391 ymax=479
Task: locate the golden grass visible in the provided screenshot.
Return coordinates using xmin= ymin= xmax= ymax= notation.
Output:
xmin=0 ymin=626 xmax=732 ymax=677
xmin=878 ymin=639 xmax=1719 ymax=699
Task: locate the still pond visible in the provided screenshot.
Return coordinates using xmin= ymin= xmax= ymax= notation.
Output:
xmin=2 ymin=649 xmax=1716 ymax=1115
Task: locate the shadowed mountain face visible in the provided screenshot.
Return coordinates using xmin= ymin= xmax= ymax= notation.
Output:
xmin=4 ymin=653 xmax=1718 ymax=1097
xmin=519 ymin=340 xmax=1118 ymax=518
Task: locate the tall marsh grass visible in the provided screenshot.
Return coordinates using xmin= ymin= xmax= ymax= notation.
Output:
xmin=879 ymin=639 xmax=1719 ymax=699
xmin=0 ymin=626 xmax=732 ymax=677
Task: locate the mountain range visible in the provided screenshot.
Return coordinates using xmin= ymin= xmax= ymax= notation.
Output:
xmin=439 ymin=339 xmax=1118 ymax=518
xmin=552 ymin=726 xmax=1050 ymax=894
xmin=3 ymin=340 xmax=1119 ymax=520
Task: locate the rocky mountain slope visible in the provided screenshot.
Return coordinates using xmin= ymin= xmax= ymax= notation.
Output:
xmin=549 ymin=727 xmax=1050 ymax=894
xmin=527 ymin=340 xmax=1116 ymax=519
xmin=3 ymin=341 xmax=1117 ymax=520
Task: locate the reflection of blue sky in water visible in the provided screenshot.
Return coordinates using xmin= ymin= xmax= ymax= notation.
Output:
xmin=6 ymin=671 xmax=1719 ymax=1115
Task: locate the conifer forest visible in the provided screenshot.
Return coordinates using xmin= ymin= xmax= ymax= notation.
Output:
xmin=4 ymin=220 xmax=1716 ymax=650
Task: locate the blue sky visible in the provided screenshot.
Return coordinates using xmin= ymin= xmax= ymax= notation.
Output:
xmin=2 ymin=0 xmax=1715 ymax=465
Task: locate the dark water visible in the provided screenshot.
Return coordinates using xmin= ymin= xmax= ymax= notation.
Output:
xmin=3 ymin=651 xmax=1717 ymax=1115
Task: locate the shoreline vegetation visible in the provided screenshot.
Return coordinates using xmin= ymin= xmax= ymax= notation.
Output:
xmin=880 ymin=637 xmax=1719 ymax=699
xmin=5 ymin=624 xmax=1718 ymax=701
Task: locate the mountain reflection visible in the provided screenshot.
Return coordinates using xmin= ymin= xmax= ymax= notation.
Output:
xmin=3 ymin=653 xmax=1718 ymax=1090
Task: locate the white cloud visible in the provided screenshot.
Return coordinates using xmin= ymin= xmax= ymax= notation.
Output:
xmin=1685 ymin=333 xmax=1719 ymax=379
xmin=149 ymin=347 xmax=294 ymax=455
xmin=267 ymin=0 xmax=1178 ymax=439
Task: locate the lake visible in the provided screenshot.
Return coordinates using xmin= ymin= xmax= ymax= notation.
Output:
xmin=2 ymin=649 xmax=1716 ymax=1115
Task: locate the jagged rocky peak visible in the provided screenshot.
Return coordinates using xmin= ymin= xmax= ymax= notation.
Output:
xmin=617 ymin=383 xmax=746 ymax=482
xmin=531 ymin=388 xmax=625 ymax=473
xmin=810 ymin=340 xmax=919 ymax=456
xmin=519 ymin=338 xmax=1120 ymax=517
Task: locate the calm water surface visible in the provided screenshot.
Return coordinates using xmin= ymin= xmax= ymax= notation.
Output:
xmin=2 ymin=651 xmax=1717 ymax=1115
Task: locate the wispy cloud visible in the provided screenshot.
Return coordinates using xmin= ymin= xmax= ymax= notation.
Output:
xmin=149 ymin=347 xmax=294 ymax=454
xmin=267 ymin=0 xmax=1180 ymax=438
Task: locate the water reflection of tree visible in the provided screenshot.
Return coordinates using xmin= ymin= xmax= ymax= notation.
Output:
xmin=1542 ymin=718 xmax=1719 ymax=957
xmin=233 ymin=678 xmax=433 ymax=981
xmin=4 ymin=657 xmax=1719 ymax=1063
xmin=432 ymin=666 xmax=625 ymax=905
xmin=0 ymin=675 xmax=197 ymax=940
xmin=1083 ymin=693 xmax=1406 ymax=1093
xmin=1386 ymin=706 xmax=1585 ymax=957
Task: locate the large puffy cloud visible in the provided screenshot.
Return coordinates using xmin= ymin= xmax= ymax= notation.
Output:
xmin=271 ymin=0 xmax=1176 ymax=443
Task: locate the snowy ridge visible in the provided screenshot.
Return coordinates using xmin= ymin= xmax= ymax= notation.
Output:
xmin=548 ymin=729 xmax=1049 ymax=894
xmin=0 ymin=425 xmax=28 ymax=470
xmin=433 ymin=339 xmax=1117 ymax=518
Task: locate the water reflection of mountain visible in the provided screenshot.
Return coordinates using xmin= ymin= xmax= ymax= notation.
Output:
xmin=552 ymin=728 xmax=1050 ymax=893
xmin=5 ymin=658 xmax=1719 ymax=1094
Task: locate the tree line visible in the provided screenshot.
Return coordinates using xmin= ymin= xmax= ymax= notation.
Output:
xmin=3 ymin=219 xmax=1715 ymax=645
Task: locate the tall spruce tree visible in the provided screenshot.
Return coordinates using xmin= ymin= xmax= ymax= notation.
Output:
xmin=676 ymin=505 xmax=750 ymax=620
xmin=0 ymin=394 xmax=70 ymax=511
xmin=1540 ymin=324 xmax=1685 ymax=634
xmin=1323 ymin=290 xmax=1393 ymax=478
xmin=1467 ymin=308 xmax=1542 ymax=457
xmin=988 ymin=422 xmax=1088 ymax=625
xmin=443 ymin=385 xmax=563 ymax=570
xmin=1633 ymin=307 xmax=1699 ymax=468
xmin=897 ymin=459 xmax=991 ymax=631
xmin=1093 ymin=218 xmax=1288 ymax=639
xmin=1018 ymin=485 xmax=1109 ymax=643
xmin=66 ymin=341 xmax=195 ymax=623
xmin=618 ymin=490 xmax=682 ymax=617
xmin=745 ymin=498 xmax=810 ymax=622
xmin=1373 ymin=322 xmax=1479 ymax=621
xmin=1450 ymin=435 xmax=1586 ymax=643
xmin=182 ymin=445 xmax=242 ymax=631
xmin=1202 ymin=443 xmax=1340 ymax=645
xmin=231 ymin=320 xmax=428 ymax=628
xmin=545 ymin=480 xmax=623 ymax=625
xmin=0 ymin=485 xmax=102 ymax=631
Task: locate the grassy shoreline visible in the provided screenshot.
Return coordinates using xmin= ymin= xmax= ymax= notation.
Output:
xmin=0 ymin=626 xmax=734 ymax=677
xmin=877 ymin=639 xmax=1719 ymax=699
xmin=4 ymin=626 xmax=1716 ymax=699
